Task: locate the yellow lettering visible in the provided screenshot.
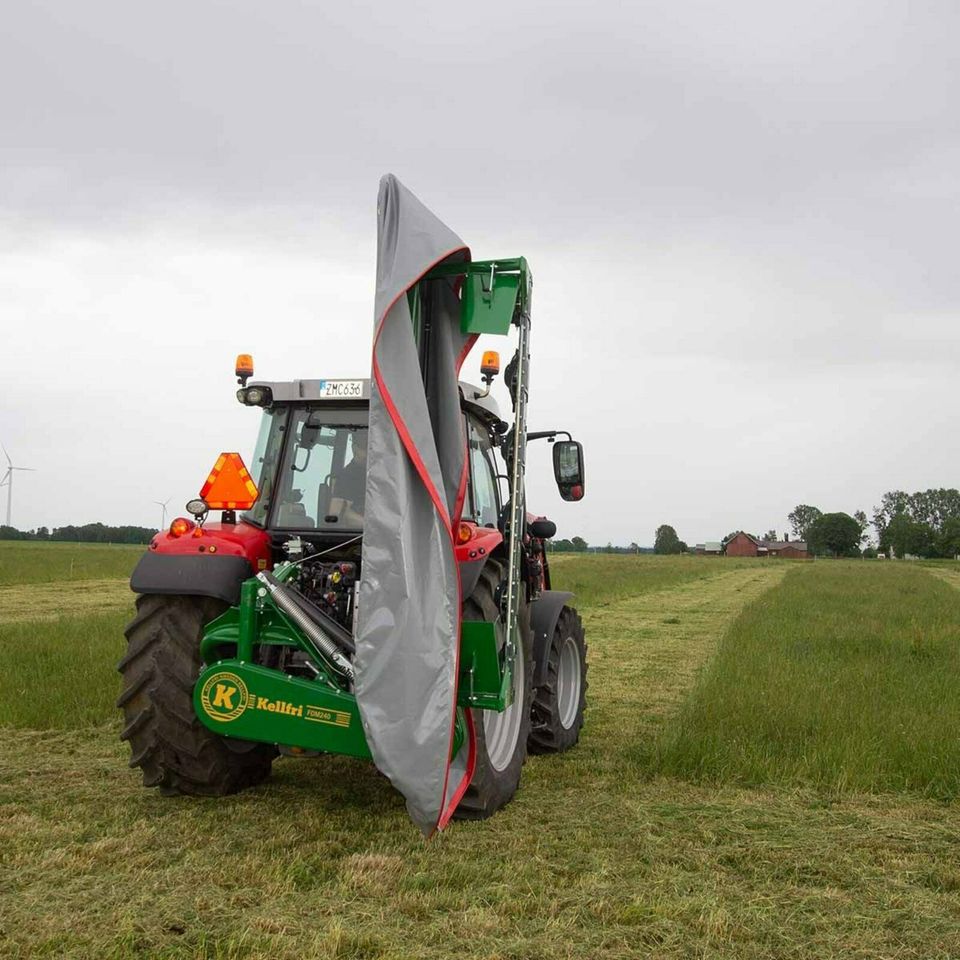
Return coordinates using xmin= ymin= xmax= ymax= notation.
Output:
xmin=212 ymin=684 xmax=236 ymax=710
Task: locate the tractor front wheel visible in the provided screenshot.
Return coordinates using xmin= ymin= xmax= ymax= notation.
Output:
xmin=455 ymin=561 xmax=534 ymax=820
xmin=528 ymin=606 xmax=587 ymax=754
xmin=117 ymin=594 xmax=275 ymax=795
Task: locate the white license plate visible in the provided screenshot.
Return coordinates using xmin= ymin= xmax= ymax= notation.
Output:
xmin=319 ymin=380 xmax=364 ymax=399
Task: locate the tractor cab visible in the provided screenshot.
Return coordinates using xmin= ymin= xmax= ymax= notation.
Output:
xmin=236 ymin=374 xmax=516 ymax=548
xmin=237 ymin=379 xmax=372 ymax=539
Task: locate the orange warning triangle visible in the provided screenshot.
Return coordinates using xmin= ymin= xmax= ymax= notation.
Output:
xmin=199 ymin=452 xmax=259 ymax=510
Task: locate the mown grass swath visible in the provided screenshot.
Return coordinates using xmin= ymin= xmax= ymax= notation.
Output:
xmin=653 ymin=561 xmax=960 ymax=798
xmin=548 ymin=552 xmax=754 ymax=606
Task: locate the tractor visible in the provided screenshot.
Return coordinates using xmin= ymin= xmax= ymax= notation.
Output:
xmin=118 ymin=176 xmax=588 ymax=831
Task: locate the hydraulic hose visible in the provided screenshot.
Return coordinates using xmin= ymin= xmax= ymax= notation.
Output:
xmin=256 ymin=571 xmax=355 ymax=681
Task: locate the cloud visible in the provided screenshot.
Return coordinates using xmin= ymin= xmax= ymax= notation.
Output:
xmin=1 ymin=1 xmax=958 ymax=543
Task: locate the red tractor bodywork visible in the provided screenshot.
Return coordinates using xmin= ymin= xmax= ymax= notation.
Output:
xmin=150 ymin=517 xmax=503 ymax=572
xmin=148 ymin=520 xmax=272 ymax=571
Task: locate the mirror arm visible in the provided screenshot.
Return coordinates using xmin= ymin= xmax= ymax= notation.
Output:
xmin=527 ymin=430 xmax=572 ymax=443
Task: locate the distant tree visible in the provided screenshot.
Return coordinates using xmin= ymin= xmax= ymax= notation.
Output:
xmin=807 ymin=512 xmax=862 ymax=557
xmin=550 ymin=538 xmax=573 ymax=552
xmin=862 ymin=545 xmax=878 ymax=559
xmin=883 ymin=513 xmax=935 ymax=558
xmin=936 ymin=517 xmax=960 ymax=559
xmin=788 ymin=505 xmax=823 ymax=541
xmin=872 ymin=490 xmax=909 ymax=544
xmin=570 ymin=536 xmax=589 ymax=553
xmin=853 ymin=510 xmax=869 ymax=545
xmin=678 ymin=540 xmax=688 ymax=553
xmin=908 ymin=489 xmax=960 ymax=529
xmin=0 ymin=523 xmax=155 ymax=544
xmin=654 ymin=524 xmax=682 ymax=555
xmin=628 ymin=541 xmax=640 ymax=554
xmin=872 ymin=489 xmax=960 ymax=555
xmin=762 ymin=529 xmax=778 ymax=542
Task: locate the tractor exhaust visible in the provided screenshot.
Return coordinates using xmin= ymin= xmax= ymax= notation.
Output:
xmin=256 ymin=571 xmax=355 ymax=681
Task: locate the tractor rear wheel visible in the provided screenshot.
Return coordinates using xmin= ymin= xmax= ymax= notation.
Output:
xmin=528 ymin=606 xmax=587 ymax=754
xmin=117 ymin=594 xmax=275 ymax=796
xmin=455 ymin=561 xmax=533 ymax=820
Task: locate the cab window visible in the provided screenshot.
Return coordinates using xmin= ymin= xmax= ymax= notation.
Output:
xmin=467 ymin=417 xmax=500 ymax=527
xmin=273 ymin=409 xmax=367 ymax=529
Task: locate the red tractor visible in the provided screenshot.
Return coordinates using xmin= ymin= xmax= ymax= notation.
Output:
xmin=119 ymin=177 xmax=587 ymax=831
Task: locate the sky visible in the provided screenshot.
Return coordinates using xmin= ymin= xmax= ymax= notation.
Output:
xmin=2 ymin=0 xmax=958 ymax=546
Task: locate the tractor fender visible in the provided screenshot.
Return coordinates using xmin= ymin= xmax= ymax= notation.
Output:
xmin=130 ymin=552 xmax=253 ymax=605
xmin=459 ymin=557 xmax=486 ymax=600
xmin=530 ymin=590 xmax=574 ymax=689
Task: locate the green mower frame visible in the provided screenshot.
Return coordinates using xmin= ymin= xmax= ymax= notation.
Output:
xmin=192 ymin=259 xmax=530 ymax=759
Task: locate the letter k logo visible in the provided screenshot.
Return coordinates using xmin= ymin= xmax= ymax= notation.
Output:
xmin=212 ymin=684 xmax=237 ymax=710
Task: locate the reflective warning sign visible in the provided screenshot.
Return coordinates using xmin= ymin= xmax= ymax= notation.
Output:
xmin=199 ymin=452 xmax=259 ymax=510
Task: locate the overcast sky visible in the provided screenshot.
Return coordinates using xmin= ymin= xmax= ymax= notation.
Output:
xmin=2 ymin=1 xmax=958 ymax=545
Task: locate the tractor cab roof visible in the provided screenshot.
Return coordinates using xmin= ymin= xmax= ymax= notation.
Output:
xmin=247 ymin=378 xmax=503 ymax=423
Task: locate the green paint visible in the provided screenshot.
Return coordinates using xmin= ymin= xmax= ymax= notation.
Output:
xmin=458 ymin=620 xmax=511 ymax=710
xmin=462 ymin=270 xmax=520 ymax=335
xmin=194 ymin=660 xmax=373 ymax=758
xmin=198 ymin=576 xmax=470 ymax=759
xmin=426 ymin=258 xmax=530 ymax=336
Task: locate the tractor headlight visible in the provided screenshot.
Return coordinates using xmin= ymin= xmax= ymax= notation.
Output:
xmin=185 ymin=498 xmax=208 ymax=518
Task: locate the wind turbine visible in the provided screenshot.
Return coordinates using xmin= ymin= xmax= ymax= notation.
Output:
xmin=1 ymin=444 xmax=36 ymax=528
xmin=154 ymin=498 xmax=171 ymax=530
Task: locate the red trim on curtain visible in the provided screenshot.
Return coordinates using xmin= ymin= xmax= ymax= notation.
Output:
xmin=370 ymin=248 xmax=478 ymax=834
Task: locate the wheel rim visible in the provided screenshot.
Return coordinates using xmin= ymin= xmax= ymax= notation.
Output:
xmin=557 ymin=635 xmax=581 ymax=729
xmin=483 ymin=642 xmax=525 ymax=772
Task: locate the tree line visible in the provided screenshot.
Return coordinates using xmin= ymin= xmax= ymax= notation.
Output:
xmin=785 ymin=489 xmax=960 ymax=558
xmin=871 ymin=489 xmax=960 ymax=559
xmin=0 ymin=523 xmax=157 ymax=544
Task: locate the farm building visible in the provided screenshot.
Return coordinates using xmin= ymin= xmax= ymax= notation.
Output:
xmin=724 ymin=532 xmax=810 ymax=559
xmin=694 ymin=542 xmax=723 ymax=555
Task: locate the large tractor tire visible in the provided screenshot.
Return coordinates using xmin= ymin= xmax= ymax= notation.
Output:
xmin=528 ymin=606 xmax=587 ymax=754
xmin=455 ymin=560 xmax=534 ymax=820
xmin=117 ymin=594 xmax=275 ymax=796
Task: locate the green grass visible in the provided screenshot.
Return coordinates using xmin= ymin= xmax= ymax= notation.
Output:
xmin=0 ymin=540 xmax=143 ymax=585
xmin=653 ymin=561 xmax=960 ymax=798
xmin=5 ymin=549 xmax=960 ymax=957
xmin=0 ymin=609 xmax=128 ymax=727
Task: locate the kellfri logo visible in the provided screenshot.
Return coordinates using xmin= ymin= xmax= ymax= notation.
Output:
xmin=199 ymin=672 xmax=249 ymax=722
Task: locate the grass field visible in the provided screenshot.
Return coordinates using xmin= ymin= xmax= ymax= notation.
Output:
xmin=3 ymin=547 xmax=960 ymax=958
xmin=0 ymin=540 xmax=142 ymax=585
xmin=652 ymin=561 xmax=960 ymax=798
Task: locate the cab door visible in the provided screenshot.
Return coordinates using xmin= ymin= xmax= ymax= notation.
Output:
xmin=465 ymin=416 xmax=501 ymax=528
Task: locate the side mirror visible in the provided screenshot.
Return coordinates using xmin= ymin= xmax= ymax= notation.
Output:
xmin=553 ymin=440 xmax=585 ymax=502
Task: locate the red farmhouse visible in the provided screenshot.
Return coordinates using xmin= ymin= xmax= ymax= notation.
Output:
xmin=724 ymin=532 xmax=810 ymax=559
